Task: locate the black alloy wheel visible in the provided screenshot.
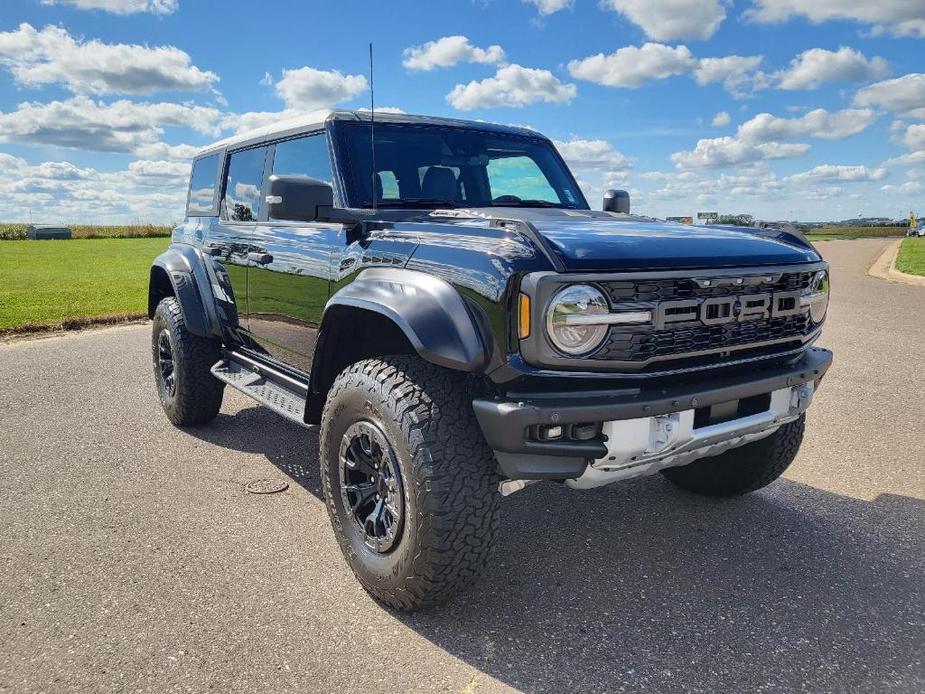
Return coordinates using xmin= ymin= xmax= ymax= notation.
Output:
xmin=156 ymin=328 xmax=176 ymax=399
xmin=338 ymin=420 xmax=405 ymax=553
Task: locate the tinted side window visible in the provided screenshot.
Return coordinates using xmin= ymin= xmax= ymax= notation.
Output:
xmin=224 ymin=146 xmax=269 ymax=222
xmin=187 ymin=154 xmax=219 ymax=216
xmin=271 ymin=133 xmax=332 ymax=183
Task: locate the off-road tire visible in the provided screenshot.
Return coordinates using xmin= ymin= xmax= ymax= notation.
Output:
xmin=151 ymin=297 xmax=224 ymax=426
xmin=661 ymin=415 xmax=805 ymax=496
xmin=319 ymin=356 xmax=500 ymax=611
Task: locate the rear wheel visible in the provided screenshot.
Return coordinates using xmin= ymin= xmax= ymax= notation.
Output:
xmin=661 ymin=415 xmax=805 ymax=496
xmin=319 ymin=356 xmax=500 ymax=611
xmin=151 ymin=297 xmax=224 ymax=426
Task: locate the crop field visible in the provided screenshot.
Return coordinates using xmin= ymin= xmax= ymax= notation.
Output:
xmin=0 ymin=223 xmax=172 ymax=240
xmin=0 ymin=238 xmax=168 ymax=333
xmin=803 ymin=226 xmax=907 ymax=242
xmin=896 ymin=237 xmax=925 ymax=276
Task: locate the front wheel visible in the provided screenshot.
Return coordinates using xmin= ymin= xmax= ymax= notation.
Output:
xmin=661 ymin=415 xmax=805 ymax=496
xmin=319 ymin=356 xmax=500 ymax=611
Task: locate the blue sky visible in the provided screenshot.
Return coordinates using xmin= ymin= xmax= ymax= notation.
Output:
xmin=1 ymin=0 xmax=924 ymax=223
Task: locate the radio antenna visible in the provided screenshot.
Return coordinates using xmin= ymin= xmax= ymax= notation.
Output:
xmin=369 ymin=41 xmax=376 ymax=211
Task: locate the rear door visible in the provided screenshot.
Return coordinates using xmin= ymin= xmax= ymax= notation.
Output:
xmin=247 ymin=131 xmax=341 ymax=375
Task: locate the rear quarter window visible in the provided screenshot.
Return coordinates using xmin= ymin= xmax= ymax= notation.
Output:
xmin=186 ymin=153 xmax=220 ymax=216
xmin=223 ymin=146 xmax=270 ymax=222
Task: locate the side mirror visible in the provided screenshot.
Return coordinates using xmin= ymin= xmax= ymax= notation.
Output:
xmin=265 ymin=175 xmax=333 ymax=222
xmin=603 ymin=189 xmax=630 ymax=214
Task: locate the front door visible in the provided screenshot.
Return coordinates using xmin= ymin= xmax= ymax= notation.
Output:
xmin=247 ymin=132 xmax=342 ymax=375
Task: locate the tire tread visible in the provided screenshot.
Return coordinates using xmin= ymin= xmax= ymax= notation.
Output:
xmin=320 ymin=356 xmax=500 ymax=610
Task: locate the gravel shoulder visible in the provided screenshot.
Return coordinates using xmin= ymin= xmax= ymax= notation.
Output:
xmin=1 ymin=238 xmax=922 ymax=694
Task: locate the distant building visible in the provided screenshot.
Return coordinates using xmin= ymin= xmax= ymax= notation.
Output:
xmin=26 ymin=225 xmax=71 ymax=240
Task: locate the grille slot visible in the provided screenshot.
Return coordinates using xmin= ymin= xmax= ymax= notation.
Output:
xmin=600 ymin=272 xmax=812 ymax=304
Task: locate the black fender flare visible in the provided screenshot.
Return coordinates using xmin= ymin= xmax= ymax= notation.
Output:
xmin=321 ymin=267 xmax=491 ymax=373
xmin=148 ymin=244 xmax=222 ymax=338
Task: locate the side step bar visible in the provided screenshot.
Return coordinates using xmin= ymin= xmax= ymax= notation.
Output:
xmin=210 ymin=351 xmax=310 ymax=427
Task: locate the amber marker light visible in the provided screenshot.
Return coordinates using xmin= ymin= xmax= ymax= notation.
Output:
xmin=518 ymin=293 xmax=531 ymax=339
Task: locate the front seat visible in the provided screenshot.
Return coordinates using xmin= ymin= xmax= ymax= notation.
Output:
xmin=421 ymin=166 xmax=457 ymax=201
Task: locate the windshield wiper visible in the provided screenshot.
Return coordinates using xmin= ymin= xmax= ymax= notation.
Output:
xmin=491 ymin=199 xmax=570 ymax=208
xmin=373 ymin=198 xmax=458 ymax=209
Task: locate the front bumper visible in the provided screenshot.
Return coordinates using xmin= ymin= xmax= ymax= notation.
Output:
xmin=472 ymin=347 xmax=832 ymax=482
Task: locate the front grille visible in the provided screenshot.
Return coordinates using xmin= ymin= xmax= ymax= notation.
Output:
xmin=588 ymin=270 xmax=818 ymax=367
xmin=600 ymin=271 xmax=813 ymax=304
xmin=592 ymin=313 xmax=811 ymax=363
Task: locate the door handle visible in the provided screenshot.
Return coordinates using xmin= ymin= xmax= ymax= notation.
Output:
xmin=247 ymin=252 xmax=273 ymax=265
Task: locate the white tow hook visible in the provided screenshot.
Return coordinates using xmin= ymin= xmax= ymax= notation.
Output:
xmin=648 ymin=414 xmax=680 ymax=455
xmin=789 ymin=382 xmax=814 ymax=414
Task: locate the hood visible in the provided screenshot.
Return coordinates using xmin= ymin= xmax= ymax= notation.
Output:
xmin=477 ymin=208 xmax=819 ymax=271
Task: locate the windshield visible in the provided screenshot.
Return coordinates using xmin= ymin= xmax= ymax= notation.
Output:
xmin=338 ymin=123 xmax=588 ymax=210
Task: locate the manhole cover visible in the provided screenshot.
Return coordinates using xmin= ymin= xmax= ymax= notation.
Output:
xmin=245 ymin=478 xmax=289 ymax=494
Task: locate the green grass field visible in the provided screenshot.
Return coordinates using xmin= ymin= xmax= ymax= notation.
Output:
xmin=0 ymin=223 xmax=172 ymax=240
xmin=895 ymin=238 xmax=925 ymax=276
xmin=804 ymin=226 xmax=908 ymax=242
xmin=0 ymin=238 xmax=168 ymax=333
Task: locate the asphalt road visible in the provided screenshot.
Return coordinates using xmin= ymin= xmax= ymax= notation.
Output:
xmin=1 ymin=239 xmax=922 ymax=694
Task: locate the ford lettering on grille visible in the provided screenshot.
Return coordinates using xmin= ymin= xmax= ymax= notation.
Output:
xmin=653 ymin=290 xmax=802 ymax=330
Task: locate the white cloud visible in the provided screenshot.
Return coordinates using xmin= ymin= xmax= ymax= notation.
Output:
xmin=133 ymin=141 xmax=200 ymax=160
xmin=694 ymin=55 xmax=768 ymax=97
xmin=402 ymin=36 xmax=505 ymax=71
xmin=554 ymin=138 xmax=630 ymax=170
xmin=671 ymin=137 xmax=810 ymax=168
xmin=601 ymin=0 xmax=726 ymax=41
xmin=40 ymin=0 xmax=177 ymax=14
xmin=220 ymin=109 xmax=301 ymax=134
xmin=0 ymin=96 xmax=222 ymax=153
xmin=787 ymin=164 xmax=887 ymax=183
xmin=882 ymin=180 xmax=925 ymax=195
xmin=0 ymin=154 xmax=191 ymax=224
xmin=776 ymin=46 xmax=888 ymax=90
xmin=904 ymin=124 xmax=925 ymax=150
xmin=555 ymin=138 xmax=631 ymax=207
xmin=0 ymin=23 xmax=217 ymax=95
xmin=854 ymin=74 xmax=925 ymax=120
xmin=745 ymin=0 xmax=925 ymax=38
xmin=568 ymin=43 xmax=694 ymax=88
xmin=712 ymin=111 xmax=731 ymax=126
xmin=447 ymin=64 xmax=576 ymax=110
xmin=737 ymin=108 xmax=878 ymax=144
xmin=523 ymin=0 xmax=573 ymax=15
xmin=882 ymin=150 xmax=925 ymax=168
xmin=270 ymin=67 xmax=367 ymax=110
xmin=127 ymin=159 xmax=190 ymax=181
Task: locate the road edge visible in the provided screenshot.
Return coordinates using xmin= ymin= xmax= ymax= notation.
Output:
xmin=867 ymin=239 xmax=925 ymax=287
xmin=0 ymin=316 xmax=149 ymax=344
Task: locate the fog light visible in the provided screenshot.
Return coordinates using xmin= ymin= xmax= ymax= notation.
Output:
xmin=569 ymin=422 xmax=601 ymax=441
xmin=539 ymin=425 xmax=563 ymax=440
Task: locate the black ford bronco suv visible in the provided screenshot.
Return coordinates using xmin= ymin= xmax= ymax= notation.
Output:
xmin=149 ymin=111 xmax=832 ymax=610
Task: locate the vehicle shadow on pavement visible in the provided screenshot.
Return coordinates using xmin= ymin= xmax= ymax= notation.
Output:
xmin=402 ymin=479 xmax=924 ymax=693
xmin=187 ymin=406 xmax=324 ymax=501
xmin=186 ymin=407 xmax=923 ymax=693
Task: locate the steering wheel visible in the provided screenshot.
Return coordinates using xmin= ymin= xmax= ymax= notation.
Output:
xmin=493 ymin=195 xmax=522 ymax=203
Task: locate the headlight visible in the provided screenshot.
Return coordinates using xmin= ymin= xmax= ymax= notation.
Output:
xmin=804 ymin=269 xmax=829 ymax=323
xmin=546 ymin=284 xmax=610 ymax=355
